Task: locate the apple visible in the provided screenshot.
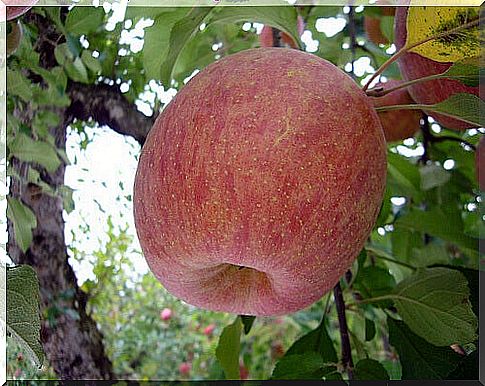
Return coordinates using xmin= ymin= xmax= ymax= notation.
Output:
xmin=160 ymin=307 xmax=172 ymax=321
xmin=259 ymin=15 xmax=305 ymax=48
xmin=203 ymin=323 xmax=216 ymax=336
xmin=179 ymin=362 xmax=191 ymax=376
xmin=271 ymin=341 xmax=285 ymax=360
xmin=133 ymin=47 xmax=387 ymax=316
xmin=394 ymin=6 xmax=480 ymax=130
xmin=370 ymin=79 xmax=422 ymax=142
xmin=364 ymin=2 xmax=395 ymax=46
xmin=239 ymin=362 xmax=249 ymax=380
xmin=2 ymin=0 xmax=37 ymax=21
xmin=477 ymin=136 xmax=484 ymax=191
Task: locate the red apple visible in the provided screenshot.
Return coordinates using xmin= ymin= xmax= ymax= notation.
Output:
xmin=203 ymin=323 xmax=216 ymax=336
xmin=271 ymin=341 xmax=285 ymax=360
xmin=239 ymin=362 xmax=249 ymax=379
xmin=370 ymin=79 xmax=422 ymax=142
xmin=2 ymin=0 xmax=37 ymax=21
xmin=179 ymin=362 xmax=191 ymax=376
xmin=477 ymin=136 xmax=484 ymax=191
xmin=160 ymin=307 xmax=172 ymax=321
xmin=394 ymin=6 xmax=480 ymax=130
xmin=134 ymin=47 xmax=387 ymax=316
xmin=364 ymin=2 xmax=395 ymax=46
xmin=259 ymin=15 xmax=305 ymax=48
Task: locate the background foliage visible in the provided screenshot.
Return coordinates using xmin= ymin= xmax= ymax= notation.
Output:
xmin=5 ymin=3 xmax=481 ymax=381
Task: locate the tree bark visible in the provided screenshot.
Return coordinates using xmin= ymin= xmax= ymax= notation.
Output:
xmin=8 ymin=117 xmax=114 ymax=379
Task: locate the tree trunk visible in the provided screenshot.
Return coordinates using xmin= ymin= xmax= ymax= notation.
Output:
xmin=8 ymin=110 xmax=114 ymax=380
xmin=7 ymin=10 xmax=115 ymax=380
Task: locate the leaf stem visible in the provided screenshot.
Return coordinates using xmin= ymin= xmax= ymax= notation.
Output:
xmin=362 ymin=16 xmax=482 ymax=91
xmin=374 ymin=104 xmax=478 ymax=127
xmin=333 ymin=281 xmax=354 ymax=380
xmin=372 ymin=254 xmax=417 ymax=271
xmin=367 ymin=73 xmax=442 ymax=97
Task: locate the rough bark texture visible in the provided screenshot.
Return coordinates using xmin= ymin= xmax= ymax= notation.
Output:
xmin=7 ymin=9 xmax=153 ymax=380
xmin=67 ymin=82 xmax=154 ymax=145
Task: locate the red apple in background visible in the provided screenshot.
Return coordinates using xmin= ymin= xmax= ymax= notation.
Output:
xmin=259 ymin=15 xmax=305 ymax=48
xmin=2 ymin=0 xmax=37 ymax=21
xmin=160 ymin=307 xmax=172 ymax=321
xmin=394 ymin=6 xmax=480 ymax=130
xmin=179 ymin=362 xmax=191 ymax=376
xmin=370 ymin=79 xmax=422 ymax=142
xmin=239 ymin=362 xmax=249 ymax=380
xmin=477 ymin=136 xmax=484 ymax=191
xmin=134 ymin=47 xmax=387 ymax=316
xmin=271 ymin=341 xmax=285 ymax=360
xmin=203 ymin=324 xmax=216 ymax=336
xmin=364 ymin=1 xmax=395 ymax=45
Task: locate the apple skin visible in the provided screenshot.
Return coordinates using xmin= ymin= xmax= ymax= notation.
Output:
xmin=203 ymin=324 xmax=216 ymax=336
xmin=3 ymin=0 xmax=37 ymax=21
xmin=160 ymin=308 xmax=172 ymax=321
xmin=394 ymin=6 xmax=479 ymax=130
xmin=477 ymin=136 xmax=484 ymax=191
xmin=364 ymin=4 xmax=395 ymax=46
xmin=179 ymin=362 xmax=191 ymax=376
xmin=370 ymin=79 xmax=422 ymax=142
xmin=259 ymin=15 xmax=305 ymax=48
xmin=133 ymin=47 xmax=387 ymax=316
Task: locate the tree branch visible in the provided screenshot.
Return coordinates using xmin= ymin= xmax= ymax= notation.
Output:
xmin=333 ymin=281 xmax=353 ymax=380
xmin=67 ymin=82 xmax=155 ymax=146
xmin=272 ymin=27 xmax=282 ymax=47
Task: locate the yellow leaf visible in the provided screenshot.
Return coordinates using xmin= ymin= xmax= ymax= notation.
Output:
xmin=406 ymin=5 xmax=481 ymax=63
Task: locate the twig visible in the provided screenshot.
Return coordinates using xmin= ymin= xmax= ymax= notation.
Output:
xmin=333 ymin=281 xmax=354 ymax=380
xmin=420 ymin=112 xmax=432 ymax=164
xmin=347 ymin=6 xmax=357 ymax=77
xmin=272 ymin=27 xmax=281 ymax=47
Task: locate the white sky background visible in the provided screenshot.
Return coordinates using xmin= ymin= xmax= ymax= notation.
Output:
xmin=2 ymin=3 xmax=444 ymax=284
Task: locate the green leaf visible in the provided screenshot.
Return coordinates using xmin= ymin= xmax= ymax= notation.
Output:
xmin=7 ymin=69 xmax=33 ymax=101
xmin=160 ymin=7 xmax=214 ymax=85
xmin=81 ymin=50 xmax=102 ymax=74
xmin=54 ymin=43 xmax=73 ymax=66
xmin=380 ymin=16 xmax=394 ymax=43
xmin=354 ymin=359 xmax=390 ymax=380
xmin=395 ymin=208 xmax=479 ymax=252
xmin=285 ymin=318 xmax=337 ymax=362
xmin=441 ymin=61 xmax=482 ymax=87
xmin=388 ymin=317 xmax=462 ymax=379
xmin=240 ymin=315 xmax=255 ymax=335
xmin=208 ymin=6 xmax=301 ymax=48
xmin=142 ymin=8 xmax=191 ymax=81
xmin=353 ymin=265 xmax=396 ymax=308
xmin=387 ymin=152 xmax=422 ymax=201
xmin=65 ymin=6 xmax=105 ymax=35
xmin=393 ymin=267 xmax=477 ymax=346
xmin=425 ymin=93 xmax=484 ymax=127
xmin=7 ymin=198 xmax=37 ymax=253
xmin=430 ymin=265 xmax=479 ymax=319
xmin=365 ymin=317 xmax=376 ymax=341
xmin=9 ymin=133 xmax=61 ymax=173
xmin=419 ymin=163 xmax=451 ymax=190
xmin=271 ymin=352 xmax=325 ymax=380
xmin=6 ymin=265 xmax=44 ymax=367
xmin=215 ymin=316 xmax=242 ymax=379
